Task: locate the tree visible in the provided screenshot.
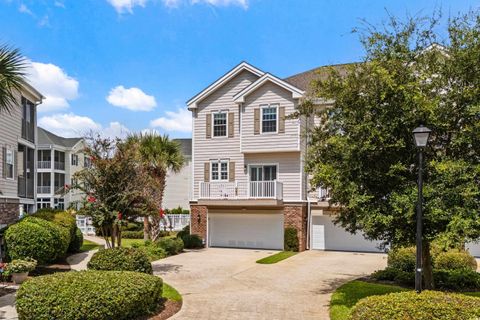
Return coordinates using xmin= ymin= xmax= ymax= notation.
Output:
xmin=0 ymin=45 xmax=27 ymax=113
xmin=125 ymin=133 xmax=184 ymax=241
xmin=300 ymin=11 xmax=480 ymax=289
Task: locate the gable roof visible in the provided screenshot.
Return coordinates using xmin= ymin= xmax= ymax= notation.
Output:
xmin=187 ymin=61 xmax=265 ymax=109
xmin=233 ymin=73 xmax=304 ymax=103
xmin=38 ymin=127 xmax=83 ymax=148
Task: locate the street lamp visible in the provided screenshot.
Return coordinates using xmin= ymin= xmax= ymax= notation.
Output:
xmin=413 ymin=125 xmax=432 ymax=293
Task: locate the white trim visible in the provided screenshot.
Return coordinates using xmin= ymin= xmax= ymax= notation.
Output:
xmin=210 ymin=159 xmax=229 ymax=182
xmin=211 ymin=111 xmax=228 ymax=138
xmin=187 ymin=62 xmax=264 ymax=109
xmin=191 ymin=110 xmax=195 ymax=201
xmin=233 ymin=73 xmax=304 ymax=103
xmin=260 ymin=104 xmax=279 ymax=134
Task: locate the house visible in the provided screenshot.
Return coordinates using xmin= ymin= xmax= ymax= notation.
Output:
xmin=36 ymin=127 xmax=87 ymax=210
xmin=163 ymin=138 xmax=192 ymax=211
xmin=0 ymin=83 xmax=44 ymax=227
xmin=188 ymin=62 xmax=383 ymax=252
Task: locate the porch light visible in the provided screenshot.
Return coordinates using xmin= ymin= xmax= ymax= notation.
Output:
xmin=197 ymin=213 xmax=201 ymax=224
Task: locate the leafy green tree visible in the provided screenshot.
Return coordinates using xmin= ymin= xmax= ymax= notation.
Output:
xmin=0 ymin=45 xmax=27 ymax=113
xmin=300 ymin=11 xmax=480 ymax=288
xmin=125 ymin=133 xmax=184 ymax=241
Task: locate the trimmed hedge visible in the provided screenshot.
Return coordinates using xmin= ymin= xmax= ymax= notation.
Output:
xmin=176 ymin=225 xmax=203 ymax=249
xmin=16 ymin=271 xmax=163 ymax=320
xmin=284 ymin=227 xmax=299 ymax=252
xmin=387 ymin=247 xmax=416 ymax=272
xmin=88 ymin=247 xmax=152 ymax=274
xmin=435 ymin=250 xmax=477 ymax=271
xmin=433 ymin=269 xmax=480 ymax=291
xmin=156 ymin=237 xmax=184 ymax=255
xmin=5 ymin=217 xmax=67 ymax=264
xmin=122 ymin=230 xmax=144 ymax=239
xmin=69 ymin=227 xmax=83 ymax=253
xmin=349 ymin=290 xmax=480 ymax=320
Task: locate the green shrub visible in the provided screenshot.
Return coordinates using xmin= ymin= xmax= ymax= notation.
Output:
xmin=387 ymin=247 xmax=416 ymax=272
xmin=181 ymin=234 xmax=204 ymax=249
xmin=140 ymin=244 xmax=167 ymax=262
xmin=349 ymin=290 xmax=480 ymax=320
xmin=68 ymin=228 xmax=83 ymax=253
xmin=5 ymin=217 xmax=67 ymax=264
xmin=156 ymin=237 xmax=184 ymax=256
xmin=176 ymin=225 xmax=189 ymax=240
xmin=371 ymin=267 xmax=400 ymax=281
xmin=87 ymin=247 xmax=152 ymax=274
xmin=16 ymin=271 xmax=163 ymax=320
xmin=434 ymin=269 xmax=480 ymax=291
xmin=435 ymin=250 xmax=477 ymax=271
xmin=122 ymin=230 xmax=144 ymax=239
xmin=34 ymin=210 xmax=81 ymax=253
xmin=284 ymin=227 xmax=299 ymax=252
xmin=122 ymin=222 xmax=143 ymax=231
xmin=5 ymin=258 xmax=37 ymax=274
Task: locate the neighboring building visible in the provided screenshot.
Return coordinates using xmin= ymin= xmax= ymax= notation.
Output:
xmin=0 ymin=83 xmax=44 ymax=227
xmin=163 ymin=138 xmax=192 ymax=210
xmin=36 ymin=127 xmax=86 ymax=210
xmin=188 ymin=62 xmax=382 ymax=252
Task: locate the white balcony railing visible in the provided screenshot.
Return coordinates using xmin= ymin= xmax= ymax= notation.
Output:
xmin=38 ymin=161 xmax=51 ymax=169
xmin=37 ymin=186 xmax=51 ymax=194
xmin=318 ymin=187 xmax=331 ymax=201
xmin=199 ymin=180 xmax=283 ymax=200
xmin=54 ymin=161 xmax=65 ymax=170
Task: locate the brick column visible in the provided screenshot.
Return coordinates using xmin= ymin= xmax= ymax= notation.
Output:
xmin=190 ymin=205 xmax=208 ymax=244
xmin=284 ymin=205 xmax=308 ymax=251
xmin=0 ymin=200 xmax=20 ymax=225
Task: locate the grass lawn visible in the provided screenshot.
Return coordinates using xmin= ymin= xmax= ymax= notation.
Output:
xmin=80 ymin=239 xmax=102 ymax=252
xmin=464 ymin=292 xmax=480 ymax=298
xmin=120 ymin=238 xmax=146 ymax=248
xmin=256 ymin=251 xmax=297 ymax=264
xmin=163 ymin=282 xmax=182 ymax=302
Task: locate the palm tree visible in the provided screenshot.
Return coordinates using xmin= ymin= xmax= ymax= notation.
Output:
xmin=126 ymin=133 xmax=185 ymax=240
xmin=0 ymin=45 xmax=27 ymax=114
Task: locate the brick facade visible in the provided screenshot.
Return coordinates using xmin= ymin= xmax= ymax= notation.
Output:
xmin=0 ymin=199 xmax=20 ymax=226
xmin=190 ymin=205 xmax=208 ymax=244
xmin=283 ymin=204 xmax=308 ymax=251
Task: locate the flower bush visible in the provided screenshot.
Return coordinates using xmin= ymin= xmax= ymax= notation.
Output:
xmin=5 ymin=258 xmax=37 ymax=274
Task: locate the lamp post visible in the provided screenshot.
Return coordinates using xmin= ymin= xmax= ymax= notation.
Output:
xmin=412 ymin=125 xmax=432 ymax=293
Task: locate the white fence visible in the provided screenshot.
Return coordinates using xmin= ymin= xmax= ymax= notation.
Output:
xmin=161 ymin=214 xmax=190 ymax=231
xmin=199 ymin=181 xmax=283 ymax=200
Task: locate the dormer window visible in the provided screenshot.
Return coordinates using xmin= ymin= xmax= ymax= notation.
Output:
xmin=213 ymin=112 xmax=227 ymax=137
xmin=261 ymin=105 xmax=278 ymax=133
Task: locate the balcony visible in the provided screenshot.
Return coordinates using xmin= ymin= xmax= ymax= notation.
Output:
xmin=37 ymin=186 xmax=51 ymax=194
xmin=54 ymin=161 xmax=65 ymax=170
xmin=199 ymin=180 xmax=283 ymax=205
xmin=38 ymin=161 xmax=51 ymax=169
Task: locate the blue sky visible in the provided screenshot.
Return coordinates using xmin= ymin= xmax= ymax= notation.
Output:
xmin=1 ymin=0 xmax=478 ymax=138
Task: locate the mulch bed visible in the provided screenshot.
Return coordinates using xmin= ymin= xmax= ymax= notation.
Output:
xmin=139 ymin=299 xmax=182 ymax=320
xmin=29 ymin=259 xmax=71 ymax=277
xmin=0 ymin=286 xmax=16 ymax=298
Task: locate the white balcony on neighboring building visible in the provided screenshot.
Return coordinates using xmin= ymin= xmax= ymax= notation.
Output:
xmin=37 ymin=161 xmax=51 ymax=169
xmin=54 ymin=161 xmax=65 ymax=170
xmin=37 ymin=186 xmax=51 ymax=194
xmin=199 ymin=180 xmax=283 ymax=202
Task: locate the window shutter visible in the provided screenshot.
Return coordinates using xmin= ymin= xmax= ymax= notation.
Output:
xmin=228 ymin=112 xmax=234 ymax=138
xmin=229 ymin=162 xmax=235 ymax=182
xmin=206 ymin=114 xmax=212 ymax=139
xmin=254 ymin=108 xmax=260 ymax=135
xmin=279 ymin=106 xmax=286 ymax=133
xmin=204 ymin=162 xmax=210 ymax=182
xmin=2 ymin=147 xmax=6 ymax=179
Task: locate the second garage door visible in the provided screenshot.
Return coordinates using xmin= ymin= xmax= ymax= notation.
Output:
xmin=208 ymin=213 xmax=284 ymax=250
xmin=312 ymin=215 xmax=383 ymax=252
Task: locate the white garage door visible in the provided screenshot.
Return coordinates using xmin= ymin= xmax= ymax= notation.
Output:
xmin=312 ymin=216 xmax=382 ymax=252
xmin=208 ymin=213 xmax=284 ymax=250
xmin=466 ymin=242 xmax=480 ymax=257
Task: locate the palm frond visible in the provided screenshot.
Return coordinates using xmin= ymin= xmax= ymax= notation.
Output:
xmin=0 ymin=44 xmax=28 ymax=114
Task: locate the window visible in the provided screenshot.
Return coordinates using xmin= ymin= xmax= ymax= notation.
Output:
xmin=213 ymin=112 xmax=227 ymax=137
xmin=262 ymin=106 xmax=278 ymax=133
xmin=211 ymin=160 xmax=228 ymax=181
xmin=84 ymin=156 xmax=92 ymax=168
xmin=5 ymin=149 xmax=14 ymax=179
xmin=71 ymin=154 xmax=79 ymax=166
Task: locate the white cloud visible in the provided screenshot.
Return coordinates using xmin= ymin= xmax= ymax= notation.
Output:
xmin=26 ymin=61 xmax=79 ymax=112
xmin=106 ymin=0 xmax=147 ymax=13
xmin=19 ymin=3 xmax=33 ymax=15
xmin=150 ymin=108 xmax=192 ymax=133
xmin=106 ymin=85 xmax=157 ymax=111
xmin=54 ymin=1 xmax=65 ymax=8
xmin=163 ymin=0 xmax=248 ymax=8
xmin=38 ymin=113 xmax=130 ymax=139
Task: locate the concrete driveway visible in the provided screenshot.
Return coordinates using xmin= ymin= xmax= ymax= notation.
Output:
xmin=153 ymin=248 xmax=386 ymax=320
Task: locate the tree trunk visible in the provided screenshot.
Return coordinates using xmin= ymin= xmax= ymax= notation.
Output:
xmin=111 ymin=225 xmax=116 ymax=248
xmin=117 ymin=227 xmax=121 ymax=247
xmin=143 ymin=216 xmax=150 ymax=240
xmin=422 ymin=240 xmax=434 ymax=289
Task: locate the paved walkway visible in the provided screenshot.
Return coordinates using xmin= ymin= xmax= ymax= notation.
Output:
xmin=153 ymin=248 xmax=387 ymax=320
xmin=0 ymin=236 xmax=105 ymax=319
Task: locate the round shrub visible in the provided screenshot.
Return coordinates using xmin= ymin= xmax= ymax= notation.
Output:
xmin=433 ymin=269 xmax=480 ymax=291
xmin=182 ymin=234 xmax=204 ymax=249
xmin=435 ymin=250 xmax=477 ymax=271
xmin=87 ymin=247 xmax=152 ymax=274
xmin=34 ymin=210 xmax=76 ymax=245
xmin=387 ymin=247 xmax=416 ymax=272
xmin=349 ymin=290 xmax=480 ymax=320
xmin=5 ymin=217 xmax=66 ymax=264
xmin=68 ymin=227 xmax=83 ymax=253
xmin=156 ymin=237 xmax=184 ymax=256
xmin=284 ymin=227 xmax=299 ymax=252
xmin=16 ymin=271 xmax=163 ymax=320
xmin=176 ymin=225 xmax=190 ymax=239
